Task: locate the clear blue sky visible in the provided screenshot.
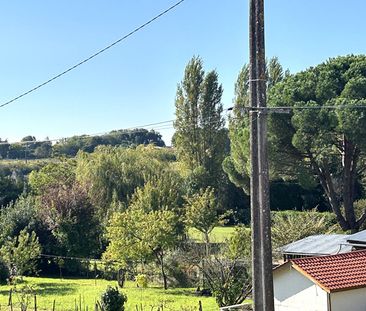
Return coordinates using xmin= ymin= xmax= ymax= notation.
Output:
xmin=0 ymin=0 xmax=365 ymax=145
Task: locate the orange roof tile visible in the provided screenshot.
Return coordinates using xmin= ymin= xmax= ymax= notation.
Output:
xmin=290 ymin=250 xmax=366 ymax=292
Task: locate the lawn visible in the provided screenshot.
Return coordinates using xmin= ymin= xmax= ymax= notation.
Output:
xmin=0 ymin=277 xmax=219 ymax=311
xmin=188 ymin=226 xmax=237 ymax=243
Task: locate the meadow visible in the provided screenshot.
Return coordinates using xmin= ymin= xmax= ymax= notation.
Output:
xmin=188 ymin=226 xmax=237 ymax=243
xmin=0 ymin=277 xmax=219 ymax=311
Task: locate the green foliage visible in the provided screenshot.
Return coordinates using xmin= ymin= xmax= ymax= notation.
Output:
xmin=105 ymin=207 xmax=179 ymax=263
xmin=104 ymin=170 xmax=183 ymax=289
xmin=0 ymin=229 xmax=41 ymax=277
xmin=0 ymin=168 xmax=24 ymax=207
xmin=354 ymin=199 xmax=366 ymax=230
xmin=223 ymin=64 xmax=250 ymax=193
xmin=100 ymin=286 xmax=127 ymax=311
xmin=185 ymin=187 xmax=223 ymax=244
xmin=0 ymin=129 xmax=164 ymax=160
xmin=226 ymin=226 xmax=251 ymax=260
xmin=0 ymin=277 xmax=218 ymax=309
xmin=269 ymin=55 xmax=366 ymax=231
xmin=28 ymin=160 xmax=76 ymax=194
xmin=135 ymin=274 xmax=148 ymax=288
xmin=76 ymin=145 xmax=176 ymax=211
xmin=271 ymin=210 xmax=339 ymax=250
xmin=0 ymin=196 xmax=40 ymax=246
xmin=174 ymin=56 xmax=227 ymax=191
xmin=224 ymin=57 xmax=285 ymax=193
xmin=54 ymin=129 xmax=164 ymax=157
xmin=0 ymin=258 xmax=9 ymax=284
xmin=39 ymin=183 xmax=102 ymax=258
xmin=202 ymin=257 xmax=251 ymax=307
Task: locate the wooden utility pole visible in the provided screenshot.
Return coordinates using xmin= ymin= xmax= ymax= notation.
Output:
xmin=249 ymin=0 xmax=274 ymax=310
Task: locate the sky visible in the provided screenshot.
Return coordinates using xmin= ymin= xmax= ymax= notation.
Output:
xmin=0 ymin=0 xmax=365 ymax=145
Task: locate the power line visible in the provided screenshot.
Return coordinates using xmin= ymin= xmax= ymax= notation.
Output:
xmin=0 ymin=0 xmax=186 ymax=109
xmin=0 ymin=106 xmax=233 ymax=146
xmin=0 ymin=119 xmax=175 ymax=146
xmin=237 ymin=104 xmax=366 ymax=113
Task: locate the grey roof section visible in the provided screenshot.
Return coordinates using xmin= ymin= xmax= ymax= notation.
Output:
xmin=347 ymin=230 xmax=366 ymax=244
xmin=281 ymin=234 xmax=352 ymax=256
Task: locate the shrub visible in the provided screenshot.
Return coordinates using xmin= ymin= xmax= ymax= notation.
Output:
xmin=100 ymin=286 xmax=127 ymax=311
xmin=201 ymin=257 xmax=251 ymax=307
xmin=271 ymin=210 xmax=339 ymax=251
xmin=135 ymin=274 xmax=148 ymax=288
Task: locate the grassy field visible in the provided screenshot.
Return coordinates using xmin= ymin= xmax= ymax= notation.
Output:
xmin=188 ymin=226 xmax=237 ymax=243
xmin=0 ymin=277 xmax=218 ymax=311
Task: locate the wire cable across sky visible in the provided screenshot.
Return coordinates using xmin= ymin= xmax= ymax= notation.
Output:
xmin=0 ymin=0 xmax=186 ymax=109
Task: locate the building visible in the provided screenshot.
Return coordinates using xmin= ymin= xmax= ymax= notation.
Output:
xmin=273 ymin=250 xmax=366 ymax=311
xmin=280 ymin=234 xmax=352 ymax=260
xmin=347 ymin=230 xmax=366 ymax=249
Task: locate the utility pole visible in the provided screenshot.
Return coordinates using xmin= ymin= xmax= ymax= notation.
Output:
xmin=249 ymin=0 xmax=274 ymax=310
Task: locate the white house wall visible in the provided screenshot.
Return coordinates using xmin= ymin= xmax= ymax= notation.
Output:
xmin=274 ymin=266 xmax=328 ymax=311
xmin=330 ymin=287 xmax=366 ymax=311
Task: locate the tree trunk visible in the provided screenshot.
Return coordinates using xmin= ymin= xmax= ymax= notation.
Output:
xmin=342 ymin=137 xmax=358 ymax=232
xmin=309 ymin=154 xmax=349 ymax=230
xmin=156 ymin=251 xmax=168 ymax=290
xmin=204 ymin=232 xmax=210 ymax=257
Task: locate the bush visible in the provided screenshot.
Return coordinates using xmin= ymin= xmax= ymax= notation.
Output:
xmin=135 ymin=274 xmax=148 ymax=288
xmin=100 ymin=286 xmax=127 ymax=311
xmin=201 ymin=257 xmax=251 ymax=307
xmin=0 ymin=258 xmax=9 ymax=284
xmin=271 ymin=210 xmax=339 ymax=251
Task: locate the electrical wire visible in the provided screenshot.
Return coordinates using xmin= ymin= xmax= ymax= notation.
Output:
xmin=0 ymin=106 xmax=233 ymax=146
xmin=0 ymin=0 xmax=186 ymax=109
xmin=238 ymin=104 xmax=366 ymax=112
xmin=0 ymin=119 xmax=174 ymax=146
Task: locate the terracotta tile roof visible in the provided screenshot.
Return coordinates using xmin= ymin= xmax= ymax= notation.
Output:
xmin=290 ymin=250 xmax=366 ymax=292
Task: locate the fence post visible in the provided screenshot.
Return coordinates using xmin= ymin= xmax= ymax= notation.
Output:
xmin=34 ymin=294 xmax=37 ymax=311
xmin=8 ymin=289 xmax=13 ymax=311
xmin=52 ymin=299 xmax=56 ymax=311
xmin=198 ymin=300 xmax=203 ymax=311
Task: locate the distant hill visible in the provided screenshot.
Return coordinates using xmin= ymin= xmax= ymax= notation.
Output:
xmin=0 ymin=128 xmax=165 ymax=160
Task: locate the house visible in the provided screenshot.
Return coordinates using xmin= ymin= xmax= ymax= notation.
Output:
xmin=347 ymin=230 xmax=366 ymax=249
xmin=280 ymin=234 xmax=352 ymax=260
xmin=273 ymin=250 xmax=366 ymax=311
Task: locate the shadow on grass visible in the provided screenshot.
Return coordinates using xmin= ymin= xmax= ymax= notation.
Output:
xmin=0 ymin=283 xmax=75 ymax=297
xmin=164 ymin=288 xmax=199 ymax=297
xmin=34 ymin=282 xmax=76 ymax=296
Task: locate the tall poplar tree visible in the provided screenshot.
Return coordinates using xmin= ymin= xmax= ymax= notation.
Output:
xmin=174 ymin=56 xmax=226 ymax=191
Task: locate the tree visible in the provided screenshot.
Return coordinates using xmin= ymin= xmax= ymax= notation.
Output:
xmin=0 ymin=229 xmax=41 ymax=277
xmin=104 ymin=170 xmax=183 ymax=290
xmin=0 ymin=196 xmax=39 ymax=245
xmin=174 ymin=56 xmax=226 ymax=191
xmin=201 ymin=256 xmax=251 ymax=307
xmin=0 ymin=169 xmax=23 ymax=207
xmin=76 ymin=145 xmax=175 ymax=212
xmin=185 ymin=187 xmax=224 ymax=249
xmin=39 ymin=183 xmax=102 ymax=257
xmin=269 ymin=55 xmax=366 ymax=231
xmin=223 ymin=57 xmax=286 ymax=194
xmin=52 ymin=129 xmax=165 ymax=157
xmin=28 ymin=160 xmax=76 ymax=195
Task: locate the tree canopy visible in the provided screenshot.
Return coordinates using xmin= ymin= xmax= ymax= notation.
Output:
xmin=174 ymin=56 xmax=227 ymax=191
xmin=269 ymin=55 xmax=366 ymax=231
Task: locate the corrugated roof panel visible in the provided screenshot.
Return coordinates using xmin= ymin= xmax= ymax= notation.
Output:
xmin=281 ymin=234 xmax=351 ymax=256
xmin=347 ymin=229 xmax=366 ymax=244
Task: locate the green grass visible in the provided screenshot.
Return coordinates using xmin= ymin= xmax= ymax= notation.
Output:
xmin=0 ymin=277 xmax=219 ymax=311
xmin=188 ymin=226 xmax=237 ymax=243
